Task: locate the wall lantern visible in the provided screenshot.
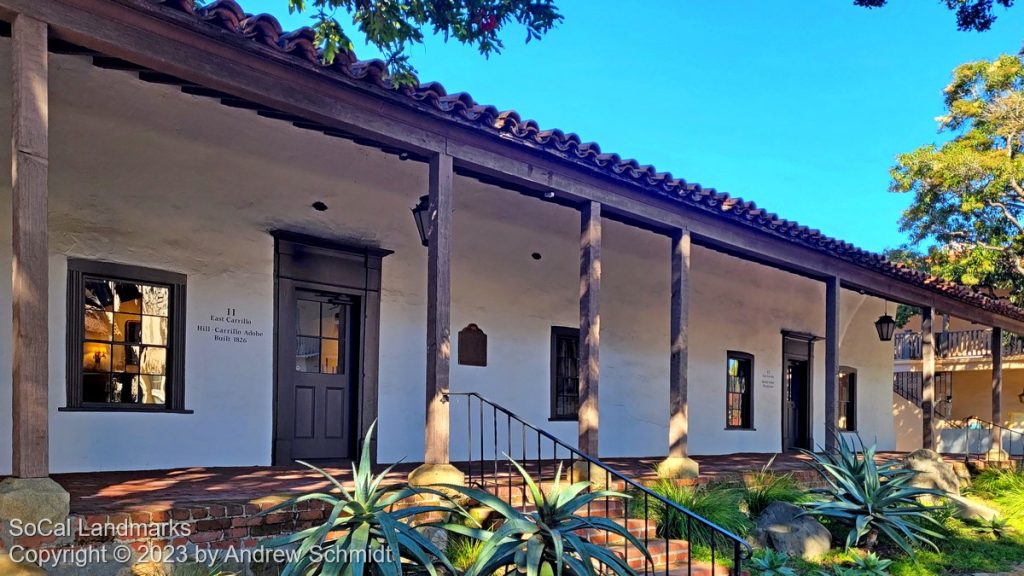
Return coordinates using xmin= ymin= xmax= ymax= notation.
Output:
xmin=1018 ymin=388 xmax=1024 ymax=404
xmin=411 ymin=195 xmax=430 ymax=247
xmin=874 ymin=300 xmax=897 ymax=342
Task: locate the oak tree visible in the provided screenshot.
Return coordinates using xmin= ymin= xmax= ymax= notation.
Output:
xmin=854 ymin=0 xmax=1014 ymax=32
xmin=892 ymin=54 xmax=1024 ymax=302
xmin=284 ymin=0 xmax=562 ymax=84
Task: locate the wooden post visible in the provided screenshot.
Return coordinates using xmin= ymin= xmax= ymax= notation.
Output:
xmin=423 ymin=152 xmax=453 ymax=465
xmin=657 ymin=229 xmax=699 ymax=479
xmin=921 ymin=307 xmax=936 ymax=451
xmin=668 ymin=229 xmax=691 ymax=459
xmin=824 ymin=277 xmax=840 ymax=452
xmin=11 ymin=14 xmax=49 ymax=479
xmin=992 ymin=327 xmax=1003 ymax=454
xmin=578 ymin=201 xmax=601 ymax=456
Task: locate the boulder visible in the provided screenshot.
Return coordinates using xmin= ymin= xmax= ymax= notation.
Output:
xmin=750 ymin=502 xmax=832 ymax=560
xmin=417 ymin=525 xmax=448 ymax=552
xmin=948 ymin=494 xmax=1001 ymax=523
xmin=0 ymin=477 xmax=70 ymax=526
xmin=902 ymin=449 xmax=961 ymax=496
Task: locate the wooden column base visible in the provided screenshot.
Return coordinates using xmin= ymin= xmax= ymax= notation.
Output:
xmin=570 ymin=461 xmax=614 ymax=488
xmin=656 ymin=456 xmax=700 ymax=480
xmin=407 ymin=463 xmax=465 ymax=489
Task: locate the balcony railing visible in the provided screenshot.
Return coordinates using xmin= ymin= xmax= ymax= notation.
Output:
xmin=894 ymin=329 xmax=1024 ymax=361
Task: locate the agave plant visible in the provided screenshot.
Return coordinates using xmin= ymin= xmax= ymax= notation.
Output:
xmin=849 ymin=552 xmax=893 ymax=576
xmin=802 ymin=436 xmax=944 ymax=554
xmin=444 ymin=459 xmax=651 ymax=576
xmin=262 ymin=422 xmax=461 ymax=576
xmin=748 ymin=549 xmax=797 ymax=576
xmin=975 ymin=516 xmax=1011 ymax=539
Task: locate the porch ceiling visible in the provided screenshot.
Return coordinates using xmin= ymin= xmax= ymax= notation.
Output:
xmin=1 ymin=0 xmax=1023 ymax=331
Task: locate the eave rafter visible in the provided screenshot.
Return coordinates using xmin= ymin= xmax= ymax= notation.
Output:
xmin=3 ymin=0 xmax=1024 ymax=333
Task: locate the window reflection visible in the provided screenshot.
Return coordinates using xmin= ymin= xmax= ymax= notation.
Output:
xmin=295 ymin=295 xmax=347 ymax=375
xmin=81 ymin=277 xmax=169 ymax=405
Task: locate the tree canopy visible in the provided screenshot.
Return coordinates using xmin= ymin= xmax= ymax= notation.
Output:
xmin=282 ymin=0 xmax=562 ymax=84
xmin=891 ymin=54 xmax=1024 ymax=302
xmin=854 ymin=0 xmax=1014 ymax=31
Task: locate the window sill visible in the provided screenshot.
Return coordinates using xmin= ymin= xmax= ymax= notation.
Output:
xmin=548 ymin=417 xmax=578 ymax=422
xmin=59 ymin=406 xmax=194 ymax=414
xmin=725 ymin=427 xmax=757 ymax=431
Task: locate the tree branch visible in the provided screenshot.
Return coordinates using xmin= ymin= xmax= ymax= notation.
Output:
xmin=987 ymin=200 xmax=1024 ymax=233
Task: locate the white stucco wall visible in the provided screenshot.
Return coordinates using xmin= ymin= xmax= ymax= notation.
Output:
xmin=838 ymin=293 xmax=897 ymax=451
xmin=0 ymin=41 xmax=898 ymax=473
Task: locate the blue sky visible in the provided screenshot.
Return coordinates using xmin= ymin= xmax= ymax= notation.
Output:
xmin=244 ymin=0 xmax=1024 ymax=253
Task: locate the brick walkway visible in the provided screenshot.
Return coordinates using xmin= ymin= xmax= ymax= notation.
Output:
xmin=0 ymin=451 xmax=913 ymax=572
xmin=48 ymin=451 xmax=873 ymax=514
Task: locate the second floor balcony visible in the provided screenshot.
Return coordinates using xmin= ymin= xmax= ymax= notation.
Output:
xmin=894 ymin=328 xmax=1024 ymax=361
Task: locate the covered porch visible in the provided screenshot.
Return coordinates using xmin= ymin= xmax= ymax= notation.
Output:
xmin=4 ymin=2 xmax=1024 ymax=572
xmin=0 ymin=1 xmax=927 ymax=483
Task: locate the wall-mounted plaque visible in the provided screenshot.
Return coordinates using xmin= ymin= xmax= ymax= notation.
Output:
xmin=458 ymin=324 xmax=487 ymax=367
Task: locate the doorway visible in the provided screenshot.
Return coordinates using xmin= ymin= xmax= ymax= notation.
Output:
xmin=273 ymin=233 xmax=389 ymax=464
xmin=280 ymin=288 xmax=358 ymax=460
xmin=782 ymin=333 xmax=815 ymax=451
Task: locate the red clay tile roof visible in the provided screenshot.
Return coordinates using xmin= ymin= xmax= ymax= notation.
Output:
xmin=154 ymin=0 xmax=1024 ymax=323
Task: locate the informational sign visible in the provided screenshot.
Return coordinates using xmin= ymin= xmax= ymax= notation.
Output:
xmin=761 ymin=368 xmax=776 ymax=388
xmin=196 ymin=308 xmax=264 ymax=345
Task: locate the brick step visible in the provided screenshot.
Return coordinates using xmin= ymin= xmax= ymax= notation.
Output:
xmin=578 ymin=518 xmax=658 ymax=545
xmin=665 ymin=561 xmax=738 ymax=576
xmin=608 ymin=538 xmax=690 ymax=571
xmin=496 ymin=494 xmax=628 ymax=515
xmin=475 ymin=476 xmax=629 ymax=494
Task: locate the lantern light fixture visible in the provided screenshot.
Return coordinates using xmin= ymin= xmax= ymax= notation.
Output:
xmin=411 ymin=195 xmax=430 ymax=247
xmin=875 ymin=300 xmax=897 ymax=342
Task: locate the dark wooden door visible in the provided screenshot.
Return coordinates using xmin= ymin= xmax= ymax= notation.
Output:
xmin=279 ymin=283 xmax=357 ymax=460
xmin=783 ymin=358 xmax=811 ymax=450
xmin=782 ymin=335 xmax=814 ymax=451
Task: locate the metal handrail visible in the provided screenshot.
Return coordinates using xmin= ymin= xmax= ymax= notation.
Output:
xmin=447 ymin=391 xmax=753 ymax=576
xmin=937 ymin=412 xmax=1024 ymax=461
xmin=943 ymin=416 xmax=1024 ymax=464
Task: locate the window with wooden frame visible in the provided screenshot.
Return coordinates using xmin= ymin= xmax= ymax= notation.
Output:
xmin=64 ymin=260 xmax=188 ymax=412
xmin=726 ymin=351 xmax=754 ymax=429
xmin=838 ymin=367 xmax=857 ymax=431
xmin=550 ymin=326 xmax=580 ymax=421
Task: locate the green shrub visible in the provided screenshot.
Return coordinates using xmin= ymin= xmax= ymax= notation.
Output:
xmin=971 ymin=469 xmax=1024 ymax=516
xmin=802 ymin=436 xmax=944 ymax=555
xmin=444 ymin=461 xmax=650 ymax=576
xmin=743 ymin=455 xmax=808 ymax=517
xmin=749 ymin=549 xmax=798 ymax=576
xmin=645 ymin=480 xmax=752 ymax=551
xmin=446 ymin=534 xmax=485 ymax=573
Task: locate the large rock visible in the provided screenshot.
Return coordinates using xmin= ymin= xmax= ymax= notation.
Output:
xmin=750 ymin=502 xmax=832 ymax=560
xmin=948 ymin=494 xmax=1001 ymax=523
xmin=0 ymin=477 xmax=70 ymax=551
xmin=902 ymin=449 xmax=961 ymax=496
